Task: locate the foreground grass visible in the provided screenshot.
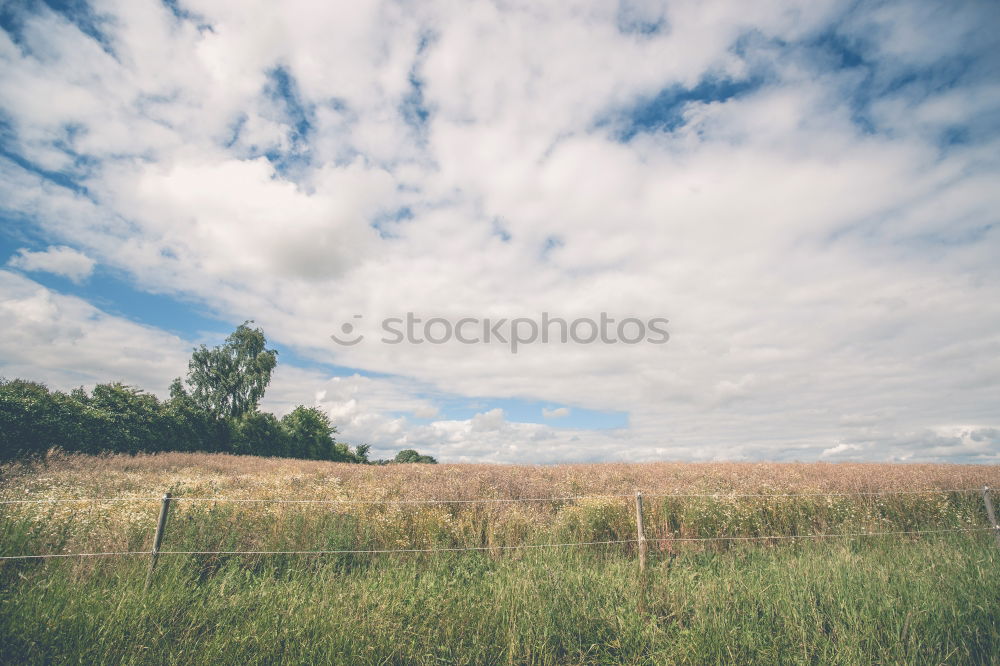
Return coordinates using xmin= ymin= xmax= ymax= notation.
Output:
xmin=2 ymin=535 xmax=998 ymax=665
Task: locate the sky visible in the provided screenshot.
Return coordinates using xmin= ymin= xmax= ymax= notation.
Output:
xmin=1 ymin=0 xmax=999 ymax=464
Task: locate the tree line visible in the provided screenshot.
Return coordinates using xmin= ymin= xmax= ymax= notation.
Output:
xmin=0 ymin=322 xmax=436 ymax=465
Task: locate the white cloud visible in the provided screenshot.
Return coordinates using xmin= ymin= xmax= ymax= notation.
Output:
xmin=471 ymin=407 xmax=506 ymax=432
xmin=820 ymin=443 xmax=863 ymax=458
xmin=0 ymin=270 xmax=186 ymax=391
xmin=7 ymin=246 xmax=95 ymax=283
xmin=542 ymin=406 xmax=570 ymax=419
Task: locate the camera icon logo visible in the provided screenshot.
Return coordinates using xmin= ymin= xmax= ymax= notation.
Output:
xmin=330 ymin=315 xmax=364 ymax=346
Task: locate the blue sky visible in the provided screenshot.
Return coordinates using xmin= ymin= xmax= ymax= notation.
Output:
xmin=1 ymin=0 xmax=998 ymax=462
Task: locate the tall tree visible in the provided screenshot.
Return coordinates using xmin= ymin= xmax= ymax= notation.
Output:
xmin=186 ymin=322 xmax=278 ymax=419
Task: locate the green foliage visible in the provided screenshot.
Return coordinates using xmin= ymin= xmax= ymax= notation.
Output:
xmin=0 ymin=379 xmax=74 ymax=461
xmin=186 ymin=321 xmax=278 ymax=419
xmin=280 ymin=406 xmax=336 ymax=460
xmin=1 ymin=324 xmax=420 ymax=464
xmin=353 ymin=443 xmax=371 ymax=464
xmin=0 ymin=379 xmax=217 ymax=460
xmin=393 ymin=448 xmax=438 ymax=464
xmin=0 ymin=376 xmax=400 ymax=464
xmin=229 ymin=411 xmax=286 ymax=457
xmin=162 ymin=380 xmax=230 ymax=453
xmin=278 ymin=406 xmax=368 ymax=463
xmin=87 ymin=383 xmax=168 ymax=454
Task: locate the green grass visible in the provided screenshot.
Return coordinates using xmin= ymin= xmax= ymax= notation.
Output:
xmin=2 ymin=534 xmax=998 ymax=664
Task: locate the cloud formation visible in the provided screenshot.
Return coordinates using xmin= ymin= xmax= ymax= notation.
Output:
xmin=0 ymin=271 xmax=188 ymax=389
xmin=7 ymin=246 xmax=95 ymax=283
xmin=1 ymin=0 xmax=998 ymax=462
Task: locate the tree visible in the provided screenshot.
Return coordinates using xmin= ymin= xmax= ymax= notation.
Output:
xmin=281 ymin=406 xmax=341 ymax=460
xmin=278 ymin=406 xmax=374 ymax=462
xmin=393 ymin=448 xmax=438 ymax=464
xmin=230 ymin=411 xmax=287 ymax=457
xmin=0 ymin=379 xmax=169 ymax=460
xmin=186 ymin=322 xmax=278 ymax=419
xmin=0 ymin=379 xmax=64 ymax=461
xmin=163 ymin=378 xmax=230 ymax=453
xmin=86 ymin=383 xmax=166 ymax=454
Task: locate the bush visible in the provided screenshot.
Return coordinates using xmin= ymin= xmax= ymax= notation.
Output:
xmin=393 ymin=449 xmax=438 ymax=464
xmin=230 ymin=412 xmax=286 ymax=457
xmin=0 ymin=379 xmax=69 ymax=461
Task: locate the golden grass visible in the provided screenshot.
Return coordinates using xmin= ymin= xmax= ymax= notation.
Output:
xmin=3 ymin=448 xmax=996 ymax=501
xmin=1 ymin=449 xmax=997 ymax=558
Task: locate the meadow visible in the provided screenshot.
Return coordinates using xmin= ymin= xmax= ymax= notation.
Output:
xmin=1 ymin=450 xmax=999 ymax=664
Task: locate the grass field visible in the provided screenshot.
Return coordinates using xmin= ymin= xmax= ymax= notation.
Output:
xmin=1 ymin=451 xmax=999 ymax=664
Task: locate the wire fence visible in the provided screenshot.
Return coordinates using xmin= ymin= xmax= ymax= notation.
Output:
xmin=1 ymin=486 xmax=998 ymax=563
xmin=1 ymin=527 xmax=993 ymax=561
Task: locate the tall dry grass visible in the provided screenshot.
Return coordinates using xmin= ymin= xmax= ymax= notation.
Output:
xmin=1 ymin=450 xmax=997 ymax=560
xmin=3 ymin=448 xmax=996 ymax=500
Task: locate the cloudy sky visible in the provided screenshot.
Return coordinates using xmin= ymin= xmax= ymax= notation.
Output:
xmin=1 ymin=0 xmax=998 ymax=463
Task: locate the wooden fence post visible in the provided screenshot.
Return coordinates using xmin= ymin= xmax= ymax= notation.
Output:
xmin=983 ymin=486 xmax=1000 ymax=548
xmin=635 ymin=491 xmax=648 ymax=612
xmin=145 ymin=492 xmax=172 ymax=591
xmin=635 ymin=492 xmax=647 ymax=573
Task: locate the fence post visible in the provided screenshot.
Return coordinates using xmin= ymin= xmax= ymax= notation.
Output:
xmin=144 ymin=492 xmax=172 ymax=591
xmin=635 ymin=491 xmax=648 ymax=612
xmin=983 ymin=486 xmax=1000 ymax=548
xmin=635 ymin=492 xmax=647 ymax=573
